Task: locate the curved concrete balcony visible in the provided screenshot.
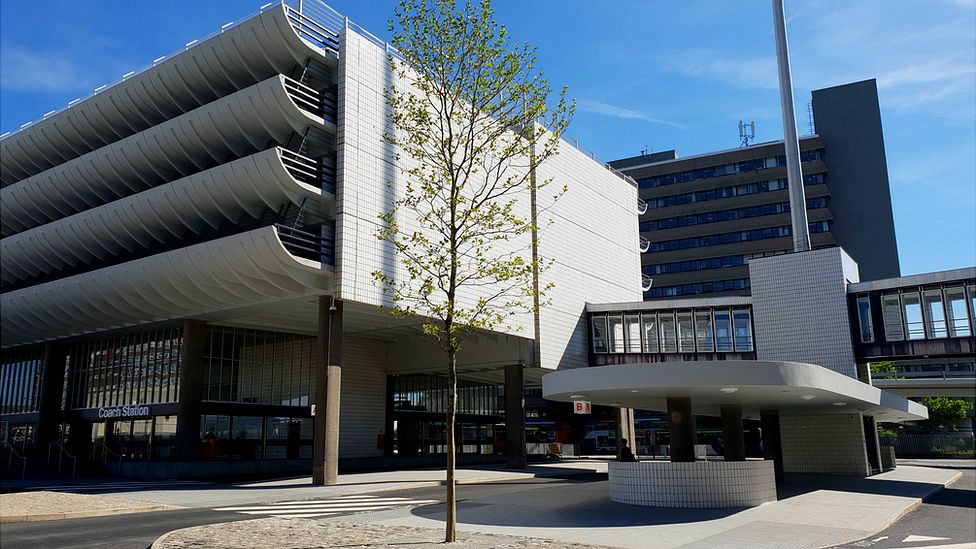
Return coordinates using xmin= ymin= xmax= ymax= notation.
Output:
xmin=637 ymin=198 xmax=648 ymax=215
xmin=642 ymin=274 xmax=653 ymax=292
xmin=0 ymin=225 xmax=332 ymax=348
xmin=1 ymin=75 xmax=333 ymax=237
xmin=1 ymin=147 xmax=330 ymax=287
xmin=0 ymin=3 xmax=333 ymax=184
xmin=639 ymin=236 xmax=650 ymax=253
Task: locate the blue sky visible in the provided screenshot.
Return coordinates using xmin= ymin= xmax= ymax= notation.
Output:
xmin=2 ymin=0 xmax=973 ymax=275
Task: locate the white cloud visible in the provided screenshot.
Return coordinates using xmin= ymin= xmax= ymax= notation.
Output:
xmin=577 ymin=99 xmax=687 ymax=129
xmin=0 ymin=43 xmax=95 ymax=92
xmin=657 ymin=49 xmax=779 ymax=90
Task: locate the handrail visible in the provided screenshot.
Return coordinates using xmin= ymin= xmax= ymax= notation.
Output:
xmin=642 ymin=275 xmax=653 ymax=292
xmin=91 ymin=440 xmax=124 ymax=469
xmin=47 ymin=441 xmax=77 ymax=479
xmin=276 ymin=223 xmax=334 ymax=264
xmin=4 ymin=443 xmax=27 ymax=479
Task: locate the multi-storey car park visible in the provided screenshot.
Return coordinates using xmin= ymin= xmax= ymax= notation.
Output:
xmin=611 ymin=79 xmax=901 ymax=300
xmin=0 ymin=0 xmax=643 ymax=480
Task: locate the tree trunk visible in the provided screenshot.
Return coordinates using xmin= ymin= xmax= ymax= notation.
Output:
xmin=445 ymin=349 xmax=458 ymax=542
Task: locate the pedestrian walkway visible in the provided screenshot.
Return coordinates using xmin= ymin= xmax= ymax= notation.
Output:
xmin=213 ymin=494 xmax=439 ymax=519
xmin=21 ymin=479 xmax=209 ymax=495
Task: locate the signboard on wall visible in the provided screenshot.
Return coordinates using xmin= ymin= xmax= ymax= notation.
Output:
xmin=97 ymin=404 xmax=151 ymax=419
xmin=573 ymin=401 xmax=592 ymax=414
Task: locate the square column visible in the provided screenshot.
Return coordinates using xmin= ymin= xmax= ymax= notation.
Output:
xmin=667 ymin=397 xmax=696 ymax=462
xmin=175 ymin=320 xmax=207 ymax=460
xmin=313 ymin=297 xmax=342 ymax=485
xmin=35 ymin=343 xmax=68 ymax=460
xmin=616 ymin=407 xmax=636 ymax=459
xmin=720 ymin=404 xmax=746 ymax=461
xmin=760 ymin=409 xmax=784 ymax=481
xmin=504 ymin=363 xmax=526 ymax=469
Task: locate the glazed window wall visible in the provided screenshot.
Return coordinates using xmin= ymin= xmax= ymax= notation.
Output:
xmin=64 ymin=327 xmax=182 ymax=410
xmin=645 ymin=278 xmax=751 ymax=299
xmin=0 ymin=347 xmax=45 ymax=415
xmin=202 ymin=326 xmax=315 ymax=406
xmin=591 ymin=308 xmax=754 ymax=354
xmin=639 ymin=198 xmax=828 ymax=232
xmin=393 ymin=375 xmax=499 ymax=416
xmin=643 ymin=174 xmax=825 ymax=210
xmin=646 ymin=222 xmax=829 ymax=253
xmin=636 ymin=150 xmax=823 ymax=189
xmin=199 ymin=414 xmax=313 ymax=460
xmin=876 ymin=285 xmax=975 ymax=343
xmin=856 ymin=295 xmax=874 ymax=343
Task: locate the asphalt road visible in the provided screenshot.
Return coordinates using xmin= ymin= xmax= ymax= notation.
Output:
xmin=831 ymin=460 xmax=976 ymax=549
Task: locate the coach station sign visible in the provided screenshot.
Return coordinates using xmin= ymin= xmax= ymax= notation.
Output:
xmin=97 ymin=404 xmax=151 ymax=419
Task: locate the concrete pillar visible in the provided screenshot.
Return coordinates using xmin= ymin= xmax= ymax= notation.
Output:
xmin=35 ymin=343 xmax=68 ymax=460
xmin=863 ymin=415 xmax=882 ymax=474
xmin=504 ymin=363 xmax=526 ymax=469
xmin=175 ymin=320 xmax=207 ymax=460
xmin=616 ymin=407 xmax=636 ymax=459
xmin=720 ymin=404 xmax=746 ymax=461
xmin=667 ymin=397 xmax=696 ymax=462
xmin=384 ymin=375 xmax=395 ymax=457
xmin=313 ymin=296 xmax=342 ymax=485
xmin=760 ymin=409 xmax=783 ymax=481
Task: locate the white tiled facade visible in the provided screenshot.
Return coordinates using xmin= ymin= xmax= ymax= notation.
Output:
xmin=608 ymin=460 xmax=777 ymax=508
xmin=338 ymin=336 xmax=388 ymax=458
xmin=780 ymin=413 xmax=870 ymax=476
xmin=749 ymin=247 xmax=860 ymax=378
xmin=337 ymin=29 xmax=641 ymax=371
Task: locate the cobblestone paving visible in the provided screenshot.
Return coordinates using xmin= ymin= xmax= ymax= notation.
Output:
xmin=153 ymin=517 xmax=620 ymax=549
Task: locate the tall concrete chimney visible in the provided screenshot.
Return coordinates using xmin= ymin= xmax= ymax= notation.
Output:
xmin=772 ymin=0 xmax=811 ymax=252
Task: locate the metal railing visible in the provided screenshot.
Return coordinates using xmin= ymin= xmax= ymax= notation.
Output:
xmin=91 ymin=441 xmax=124 ymax=469
xmin=282 ymin=76 xmax=336 ymax=123
xmin=280 ymin=149 xmax=336 ymax=193
xmin=47 ymin=441 xmax=77 ymax=478
xmin=637 ymin=198 xmax=648 ymax=215
xmin=276 ymin=224 xmax=335 ymax=264
xmin=3 ymin=443 xmax=27 ymax=479
xmin=873 ymin=365 xmax=976 ymax=380
xmin=642 ymin=274 xmax=653 ymax=292
xmin=639 ymin=236 xmax=650 ymax=253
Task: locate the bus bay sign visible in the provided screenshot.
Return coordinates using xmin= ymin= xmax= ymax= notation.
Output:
xmin=97 ymin=404 xmax=151 ymax=419
xmin=573 ymin=401 xmax=591 ymax=414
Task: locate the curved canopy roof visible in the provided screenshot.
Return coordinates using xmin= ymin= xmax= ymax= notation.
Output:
xmin=542 ymin=361 xmax=928 ymax=422
xmin=1 ymin=226 xmax=332 ymax=348
xmin=0 ymin=4 xmax=331 ymax=185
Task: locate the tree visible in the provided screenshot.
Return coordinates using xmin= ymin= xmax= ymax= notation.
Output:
xmin=919 ymin=396 xmax=974 ymax=431
xmin=869 ymin=361 xmax=895 ymax=374
xmin=374 ymin=0 xmax=572 ymax=542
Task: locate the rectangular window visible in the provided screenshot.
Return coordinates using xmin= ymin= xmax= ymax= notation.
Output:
xmin=625 ymin=314 xmax=642 ymax=353
xmin=714 ymin=310 xmax=733 ymax=352
xmin=591 ymin=316 xmax=608 ymax=353
xmin=676 ymin=312 xmax=695 ymax=352
xmin=945 ymin=286 xmax=972 ymax=337
xmin=659 ymin=313 xmax=678 ymax=353
xmin=903 ymin=291 xmax=925 ymax=340
xmin=608 ymin=315 xmax=624 ymax=353
xmin=694 ymin=311 xmax=714 ymax=352
xmin=881 ymin=293 xmax=904 ymax=341
xmin=923 ymin=289 xmax=947 ymax=338
xmin=733 ymin=309 xmax=753 ymax=351
xmin=642 ymin=313 xmax=659 ymax=353
xmin=856 ymin=295 xmax=874 ymax=343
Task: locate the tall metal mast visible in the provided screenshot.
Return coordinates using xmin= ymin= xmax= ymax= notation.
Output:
xmin=772 ymin=0 xmax=811 ymax=252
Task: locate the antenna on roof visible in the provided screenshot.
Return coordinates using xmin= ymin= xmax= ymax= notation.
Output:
xmin=738 ymin=120 xmax=755 ymax=147
xmin=640 ymin=145 xmax=649 ymax=156
xmin=806 ymin=102 xmax=815 ymax=135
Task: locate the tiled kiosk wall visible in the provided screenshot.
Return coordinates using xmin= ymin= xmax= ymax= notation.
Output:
xmin=780 ymin=413 xmax=870 ymax=476
xmin=608 ymin=461 xmax=776 ymax=508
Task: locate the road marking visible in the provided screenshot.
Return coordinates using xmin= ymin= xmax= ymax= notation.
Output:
xmin=903 ymin=535 xmax=952 ymax=543
xmin=214 ymin=494 xmax=439 ymax=519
